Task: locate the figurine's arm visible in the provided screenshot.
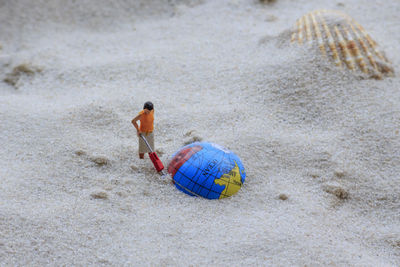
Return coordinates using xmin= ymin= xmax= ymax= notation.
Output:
xmin=131 ymin=114 xmax=142 ymax=136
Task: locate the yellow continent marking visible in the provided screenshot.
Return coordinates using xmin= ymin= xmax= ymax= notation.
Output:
xmin=214 ymin=162 xmax=242 ymax=199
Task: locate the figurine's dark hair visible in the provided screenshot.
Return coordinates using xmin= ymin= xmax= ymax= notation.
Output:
xmin=143 ymin=101 xmax=154 ymax=110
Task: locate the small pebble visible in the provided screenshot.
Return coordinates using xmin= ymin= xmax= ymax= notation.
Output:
xmin=75 ymin=150 xmax=86 ymax=156
xmin=279 ymin=194 xmax=288 ymax=200
xmin=323 ymin=184 xmax=349 ymax=200
xmin=184 ymin=136 xmax=203 ymax=145
xmin=91 ymin=156 xmax=109 ymax=166
xmin=90 ymin=191 xmax=108 ymax=200
xmin=184 ymin=130 xmax=196 ymax=137
xmin=332 ymin=188 xmax=349 ymax=199
xmin=334 ymin=170 xmax=346 ymax=178
xmin=130 ymin=165 xmax=139 ymax=171
xmin=155 ymin=149 xmax=165 ymax=156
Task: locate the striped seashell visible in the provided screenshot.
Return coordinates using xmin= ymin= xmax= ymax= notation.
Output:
xmin=291 ymin=10 xmax=394 ymax=79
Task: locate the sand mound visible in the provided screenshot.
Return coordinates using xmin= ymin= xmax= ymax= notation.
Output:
xmin=4 ymin=63 xmax=43 ymax=89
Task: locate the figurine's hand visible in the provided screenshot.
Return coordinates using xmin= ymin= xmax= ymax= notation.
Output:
xmin=137 ymin=130 xmax=142 ymax=137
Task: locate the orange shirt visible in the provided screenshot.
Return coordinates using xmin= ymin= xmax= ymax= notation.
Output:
xmin=139 ymin=110 xmax=154 ymax=133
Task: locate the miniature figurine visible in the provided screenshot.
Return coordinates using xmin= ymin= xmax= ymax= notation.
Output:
xmin=131 ymin=101 xmax=155 ymax=159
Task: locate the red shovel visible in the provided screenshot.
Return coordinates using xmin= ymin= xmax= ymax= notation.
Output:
xmin=139 ymin=134 xmax=166 ymax=176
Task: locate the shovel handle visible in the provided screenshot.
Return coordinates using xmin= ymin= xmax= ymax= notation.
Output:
xmin=139 ymin=133 xmax=154 ymax=153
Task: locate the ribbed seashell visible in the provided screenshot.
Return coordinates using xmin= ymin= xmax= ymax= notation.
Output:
xmin=291 ymin=10 xmax=394 ymax=79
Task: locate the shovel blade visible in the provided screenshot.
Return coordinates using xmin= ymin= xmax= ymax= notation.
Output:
xmin=149 ymin=152 xmax=164 ymax=172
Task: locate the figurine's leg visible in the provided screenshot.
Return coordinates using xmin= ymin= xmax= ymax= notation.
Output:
xmin=139 ymin=135 xmax=145 ymax=159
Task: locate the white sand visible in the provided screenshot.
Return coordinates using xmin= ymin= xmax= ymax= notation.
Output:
xmin=1 ymin=0 xmax=399 ymax=265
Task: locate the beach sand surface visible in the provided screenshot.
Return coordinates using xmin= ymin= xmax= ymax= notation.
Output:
xmin=1 ymin=0 xmax=399 ymax=265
